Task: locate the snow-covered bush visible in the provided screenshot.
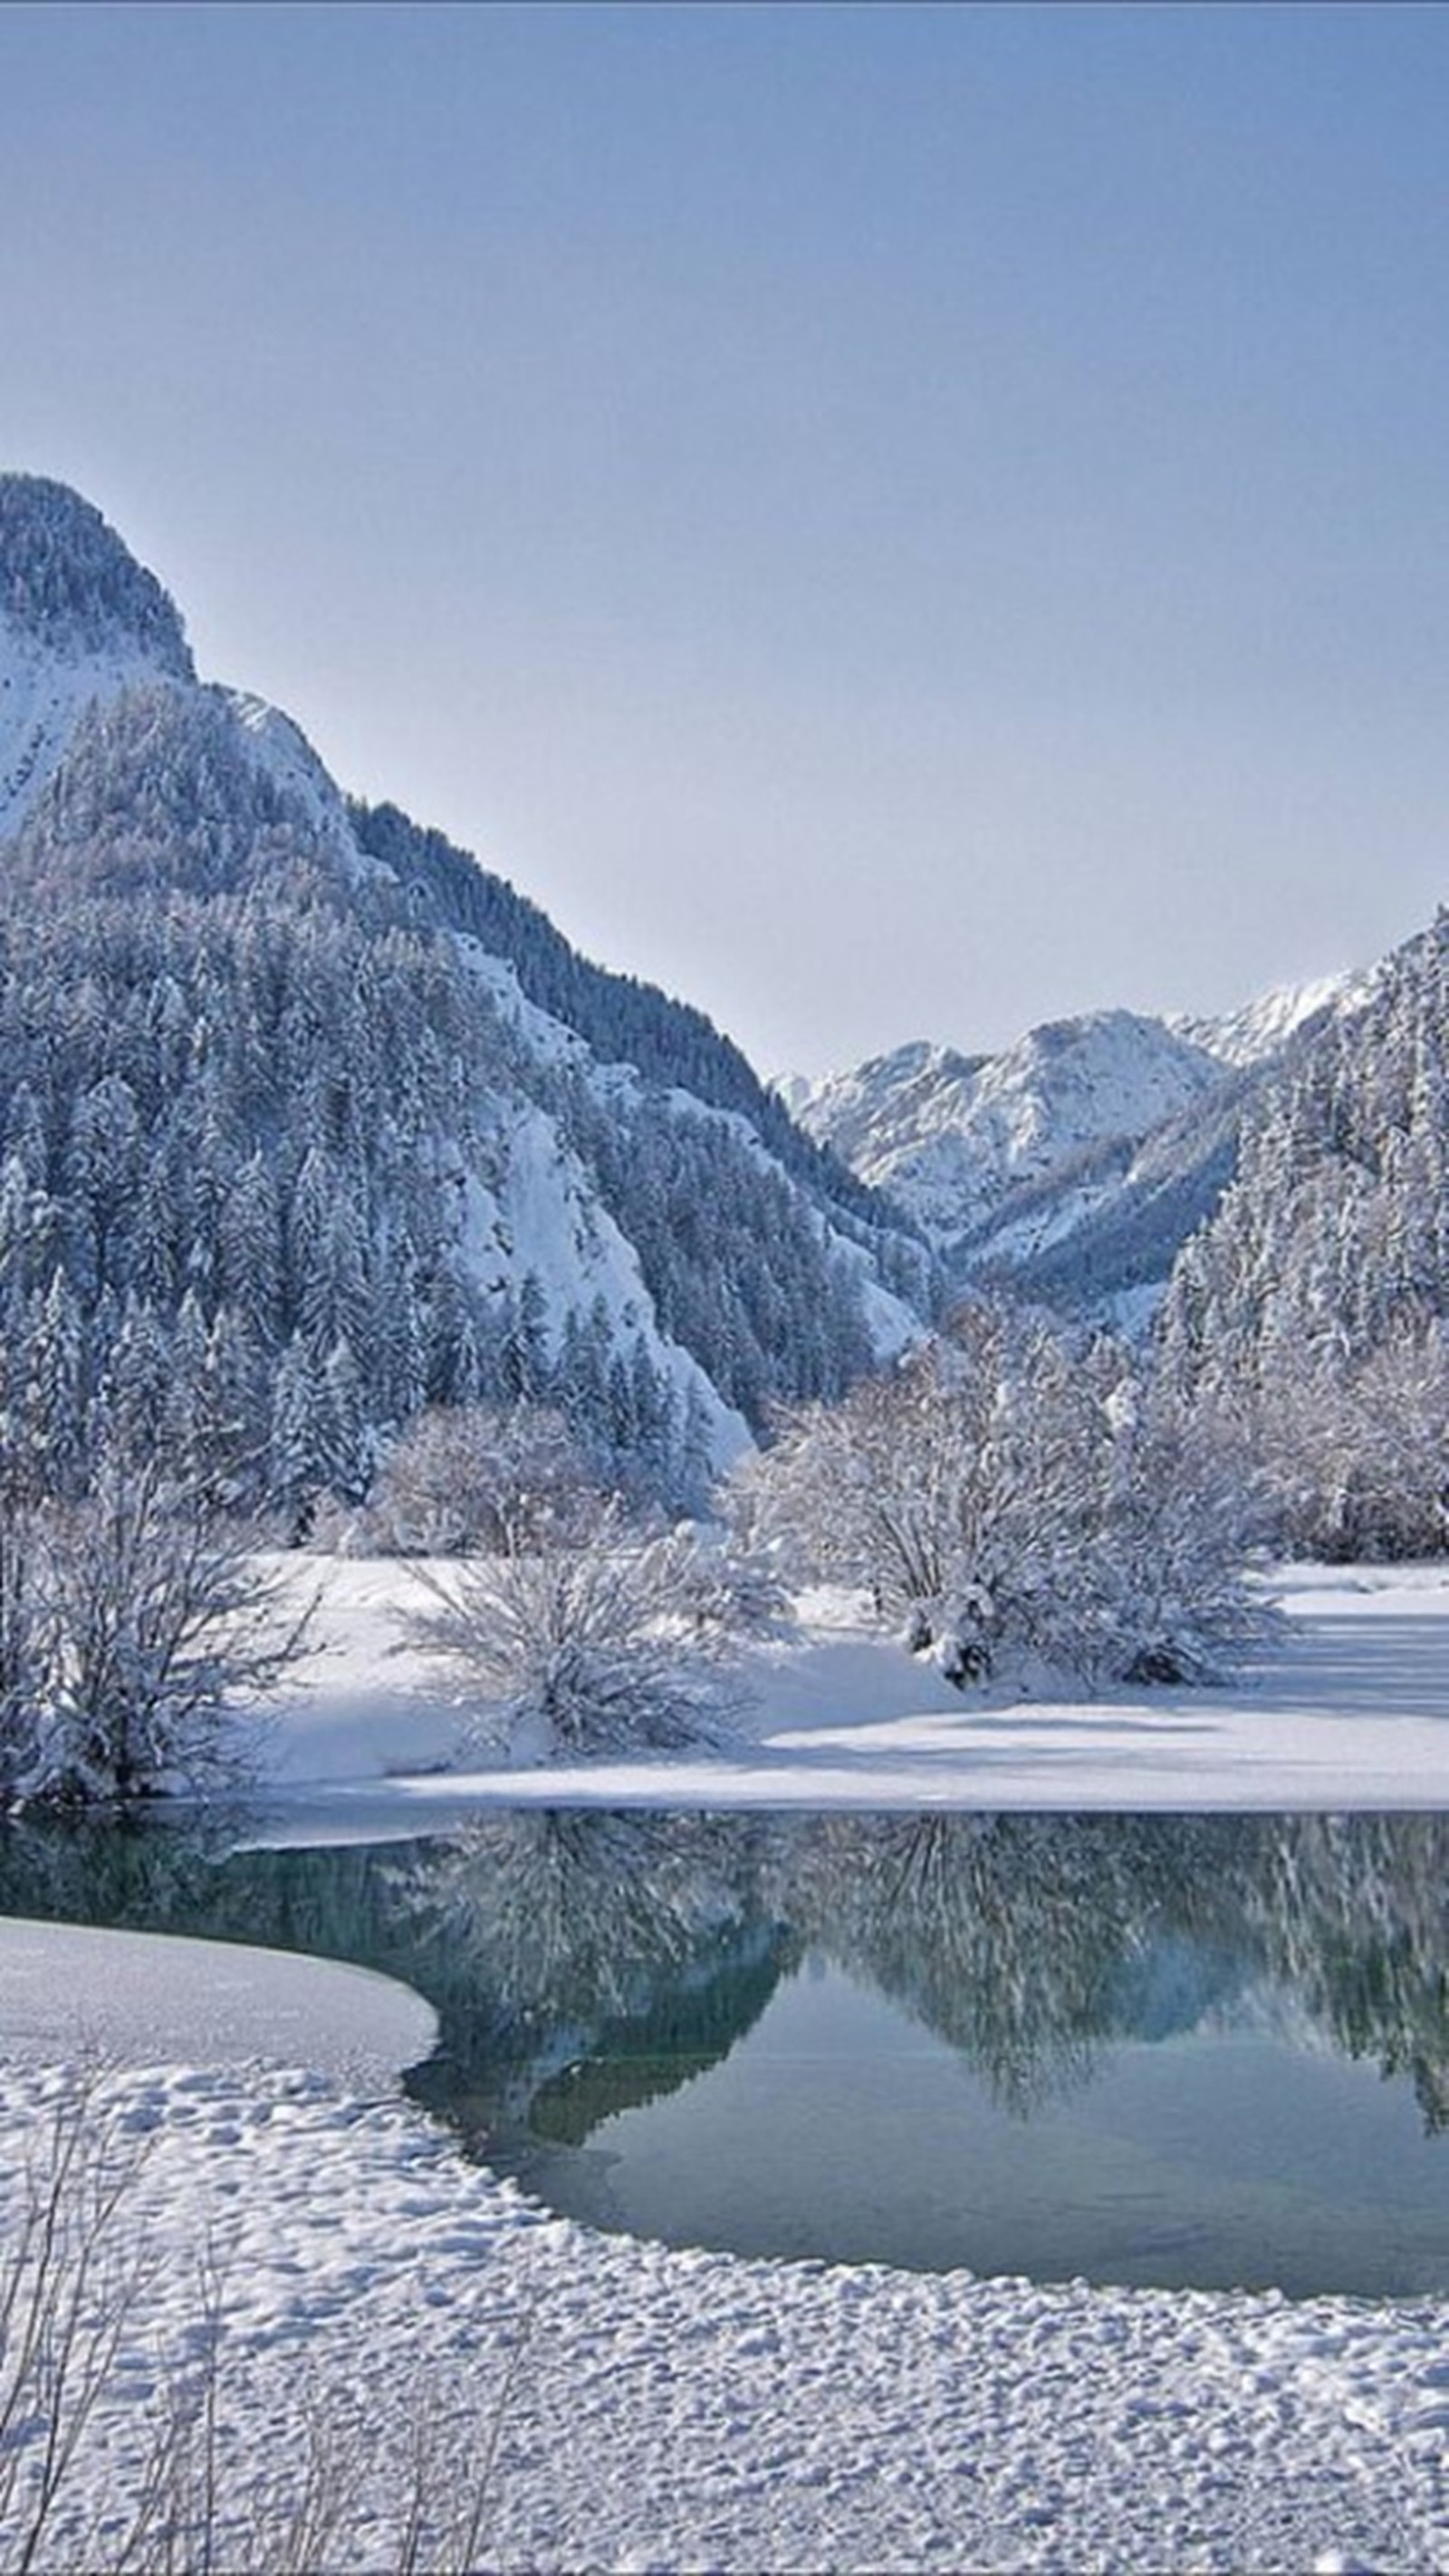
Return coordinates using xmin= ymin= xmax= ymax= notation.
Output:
xmin=408 ymin=1502 xmax=760 ymax=1756
xmin=367 ymin=1401 xmax=602 ymax=1556
xmin=747 ymin=1303 xmax=1269 ymax=1690
xmin=0 ymin=1444 xmax=311 ymax=1810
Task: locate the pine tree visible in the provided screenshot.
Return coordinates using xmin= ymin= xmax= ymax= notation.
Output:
xmin=24 ymin=1268 xmax=85 ymax=1501
xmin=320 ymin=1335 xmax=370 ymax=1504
xmin=101 ymin=1295 xmax=173 ymax=1462
xmin=501 ymin=1271 xmax=550 ymax=1405
xmin=269 ymin=1332 xmax=324 ymax=1540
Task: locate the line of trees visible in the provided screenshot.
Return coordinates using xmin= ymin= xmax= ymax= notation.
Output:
xmin=732 ymin=1302 xmax=1271 ymax=1691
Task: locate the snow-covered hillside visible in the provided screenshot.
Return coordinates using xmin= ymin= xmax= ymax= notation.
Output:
xmin=0 ymin=477 xmax=196 ymax=838
xmin=0 ymin=475 xmax=923 ymax=1504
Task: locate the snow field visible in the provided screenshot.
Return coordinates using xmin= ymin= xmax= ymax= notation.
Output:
xmin=260 ymin=1556 xmax=1449 ymax=1821
xmin=3 ymin=2052 xmax=1445 ymax=2573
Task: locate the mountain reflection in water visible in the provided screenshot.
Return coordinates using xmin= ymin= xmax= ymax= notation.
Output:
xmin=3 ymin=1808 xmax=1448 ymax=2289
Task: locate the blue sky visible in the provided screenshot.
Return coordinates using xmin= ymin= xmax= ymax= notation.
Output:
xmin=3 ymin=2 xmax=1447 ymax=1072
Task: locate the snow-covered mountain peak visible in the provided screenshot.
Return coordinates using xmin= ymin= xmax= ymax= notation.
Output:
xmin=975 ymin=1008 xmax=1219 ymax=1137
xmin=792 ymin=1008 xmax=1223 ymax=1244
xmin=0 ymin=476 xmax=193 ymax=677
xmin=0 ymin=476 xmax=197 ymax=841
xmin=784 ymin=1040 xmax=989 ymax=1175
xmin=1170 ymin=969 xmax=1377 ymax=1069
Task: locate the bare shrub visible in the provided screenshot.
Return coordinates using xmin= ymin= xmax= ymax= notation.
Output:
xmin=368 ymin=1402 xmax=602 ymax=1556
xmin=0 ymin=2073 xmax=156 ymax=2570
xmin=0 ymin=2071 xmax=532 ymax=2574
xmin=408 ymin=1499 xmax=759 ymax=1755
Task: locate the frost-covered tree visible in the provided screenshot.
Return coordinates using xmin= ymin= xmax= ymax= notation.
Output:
xmin=0 ymin=1431 xmax=51 ymax=1802
xmin=23 ymin=1270 xmax=85 ymax=1503
xmin=188 ymin=1303 xmax=268 ymax=1510
xmin=0 ymin=1424 xmax=311 ymax=1810
xmin=744 ymin=1303 xmax=1268 ymax=1688
xmin=98 ymin=1295 xmax=172 ymax=1461
xmin=1179 ymin=1311 xmax=1449 ymax=1564
xmin=408 ymin=1501 xmax=755 ymax=1756
xmin=24 ymin=1448 xmax=308 ymax=1806
xmin=318 ymin=1336 xmax=371 ymax=1506
xmin=268 ymin=1332 xmax=325 ymax=1540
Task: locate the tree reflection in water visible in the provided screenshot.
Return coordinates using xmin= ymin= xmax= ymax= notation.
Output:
xmin=1 ymin=1807 xmax=1448 ymax=2144
xmin=792 ymin=1813 xmax=1174 ymax=2116
xmin=389 ymin=1811 xmax=796 ymax=2137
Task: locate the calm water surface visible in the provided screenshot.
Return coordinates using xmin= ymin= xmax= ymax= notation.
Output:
xmin=3 ymin=1808 xmax=1447 ymax=2297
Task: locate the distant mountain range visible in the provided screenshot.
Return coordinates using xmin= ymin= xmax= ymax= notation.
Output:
xmin=782 ymin=974 xmax=1375 ymax=1325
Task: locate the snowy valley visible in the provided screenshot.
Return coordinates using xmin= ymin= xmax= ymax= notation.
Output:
xmin=5 ymin=475 xmax=1449 ymax=2576
xmin=2 ymin=472 xmax=1437 ymax=1569
xmin=5 ymin=1565 xmax=1449 ymax=2571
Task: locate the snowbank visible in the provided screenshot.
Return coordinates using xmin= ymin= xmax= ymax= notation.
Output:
xmin=1 ymin=2048 xmax=1444 ymax=2572
xmin=258 ymin=1556 xmax=1449 ymax=1826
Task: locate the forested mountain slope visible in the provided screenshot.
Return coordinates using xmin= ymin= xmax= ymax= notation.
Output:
xmin=1144 ymin=919 xmax=1449 ymax=1557
xmin=0 ymin=476 xmax=925 ymax=1515
xmin=1160 ymin=915 xmax=1449 ymax=1393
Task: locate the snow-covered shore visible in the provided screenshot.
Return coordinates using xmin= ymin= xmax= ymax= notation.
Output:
xmin=0 ymin=1916 xmax=435 ymax=2084
xmin=259 ymin=1554 xmax=1449 ymax=1825
xmin=5 ymin=1559 xmax=1449 ymax=2571
xmin=3 ymin=2042 xmax=1446 ymax=2574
